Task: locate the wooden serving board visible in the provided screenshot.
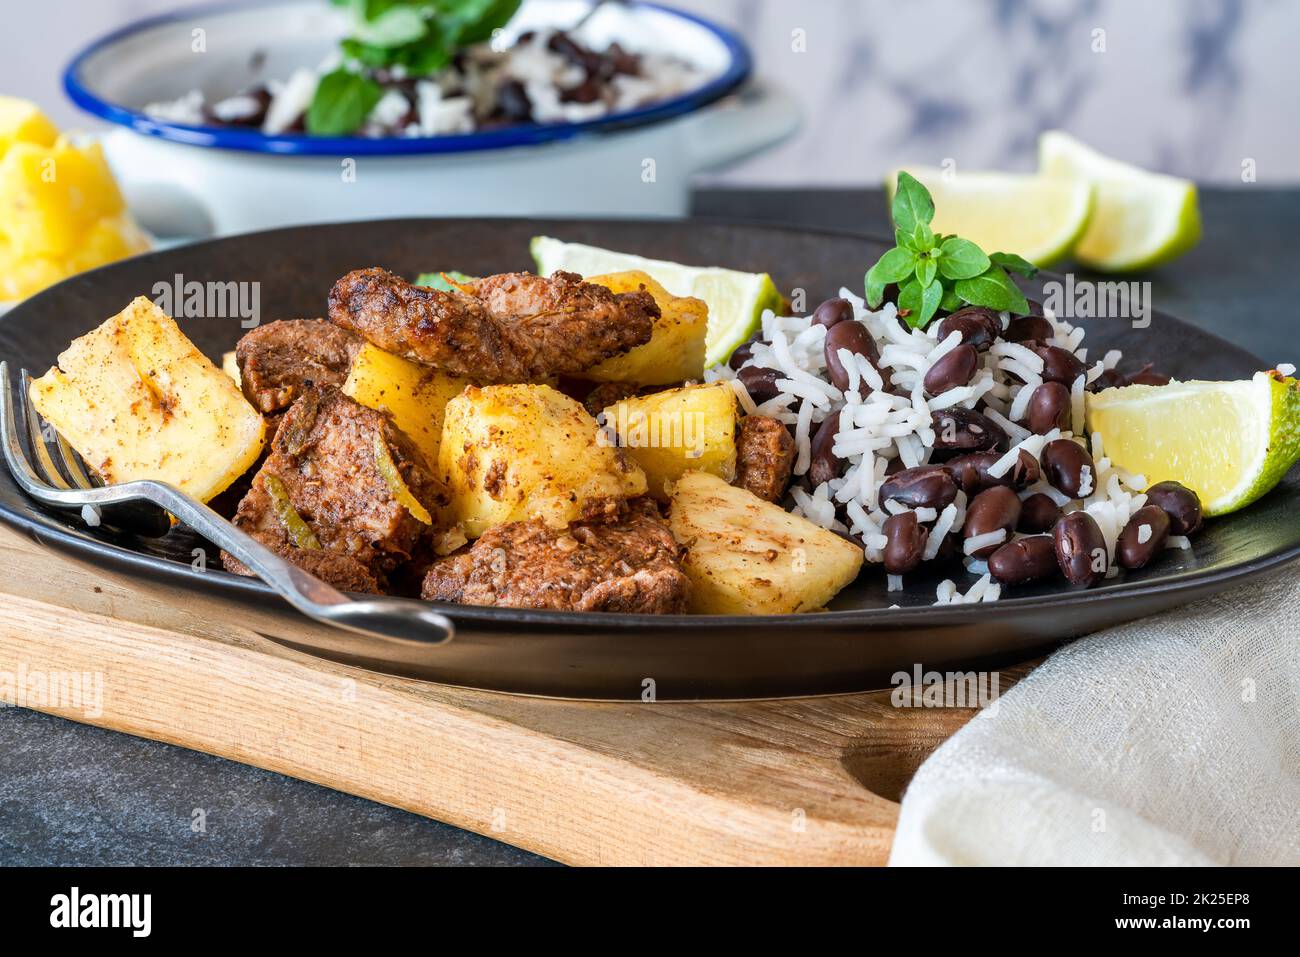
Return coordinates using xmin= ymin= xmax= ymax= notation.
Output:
xmin=0 ymin=523 xmax=1032 ymax=866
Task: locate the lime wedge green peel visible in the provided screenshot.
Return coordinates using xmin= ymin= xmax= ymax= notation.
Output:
xmin=530 ymin=236 xmax=783 ymax=368
xmin=1086 ymin=372 xmax=1300 ymax=516
xmin=884 ymin=166 xmax=1094 ymax=268
xmin=1038 ymin=130 xmax=1201 ymax=272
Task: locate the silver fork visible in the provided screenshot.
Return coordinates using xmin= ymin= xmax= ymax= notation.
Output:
xmin=0 ymin=361 xmax=454 ymax=645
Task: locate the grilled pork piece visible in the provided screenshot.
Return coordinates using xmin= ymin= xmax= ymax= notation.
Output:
xmin=327 ymin=268 xmax=657 ymax=383
xmin=422 ymin=499 xmax=689 ymax=613
xmin=734 ymin=414 xmax=796 ymax=503
xmin=234 ymin=319 xmax=363 ymax=416
xmin=222 ymin=386 xmax=448 ymax=589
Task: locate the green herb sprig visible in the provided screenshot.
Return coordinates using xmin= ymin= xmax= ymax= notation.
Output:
xmin=307 ymin=0 xmax=523 ymax=135
xmin=865 ymin=172 xmax=1038 ymax=329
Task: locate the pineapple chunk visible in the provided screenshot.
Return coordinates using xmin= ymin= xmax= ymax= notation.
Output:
xmin=670 ymin=471 xmax=863 ymax=615
xmin=584 ymin=271 xmax=708 ymax=384
xmin=342 ymin=342 xmax=472 ymax=467
xmin=602 ymin=382 xmax=738 ymax=500
xmin=439 ymin=383 xmax=646 ymax=537
xmin=0 ymin=121 xmax=149 ymax=301
xmin=29 ymin=297 xmax=266 ymax=502
xmin=0 ymin=137 xmax=127 ymax=259
xmin=0 ymin=96 xmax=59 ymax=157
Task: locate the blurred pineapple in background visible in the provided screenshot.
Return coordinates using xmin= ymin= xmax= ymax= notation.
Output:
xmin=0 ymin=96 xmax=150 ymax=302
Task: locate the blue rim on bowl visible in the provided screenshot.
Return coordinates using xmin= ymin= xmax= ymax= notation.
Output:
xmin=62 ymin=0 xmax=753 ymax=157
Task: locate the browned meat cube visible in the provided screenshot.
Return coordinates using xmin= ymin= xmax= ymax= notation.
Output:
xmin=421 ymin=499 xmax=689 ymax=614
xmin=222 ymin=386 xmax=448 ymax=589
xmin=734 ymin=414 xmax=796 ymax=503
xmin=328 ymin=268 xmax=657 ymax=383
xmin=235 ymin=319 xmax=362 ymax=415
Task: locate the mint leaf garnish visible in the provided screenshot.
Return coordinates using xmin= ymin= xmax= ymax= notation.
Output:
xmin=891 ymin=171 xmax=935 ymax=236
xmin=865 ymin=173 xmax=1033 ymax=328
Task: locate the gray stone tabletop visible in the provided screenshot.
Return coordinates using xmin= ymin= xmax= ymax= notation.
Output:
xmin=1 ymin=187 xmax=1295 ymax=867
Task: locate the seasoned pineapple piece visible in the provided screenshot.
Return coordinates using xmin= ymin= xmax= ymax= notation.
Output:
xmin=342 ymin=341 xmax=472 ymax=467
xmin=584 ymin=271 xmax=708 ymax=385
xmin=0 ymin=137 xmax=126 ymax=259
xmin=669 ymin=471 xmax=863 ymax=614
xmin=439 ymin=383 xmax=646 ymax=537
xmin=0 ymin=96 xmax=59 ymax=156
xmin=602 ymin=382 xmax=738 ymax=500
xmin=29 ymin=297 xmax=266 ymax=502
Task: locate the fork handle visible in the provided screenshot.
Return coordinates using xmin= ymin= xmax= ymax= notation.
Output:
xmin=127 ymin=481 xmax=454 ymax=645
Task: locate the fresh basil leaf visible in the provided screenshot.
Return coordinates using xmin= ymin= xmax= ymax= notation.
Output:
xmin=895 ymin=227 xmax=916 ymax=251
xmin=911 ymin=222 xmax=935 ymax=252
xmin=914 ymin=255 xmax=937 ymax=289
xmin=954 ymin=266 xmax=1029 ymax=315
xmin=896 ymin=277 xmax=922 ymax=320
xmin=899 ymin=278 xmax=942 ymax=329
xmin=918 ymin=278 xmax=943 ymax=328
xmin=447 ymin=0 xmax=524 ymax=44
xmin=939 ymin=284 xmax=963 ymax=312
xmin=865 ymin=271 xmax=886 ymax=309
xmin=990 ymin=251 xmax=1039 ymax=278
xmin=869 ymin=246 xmax=917 ymax=285
xmin=354 ymin=3 xmax=428 ymax=45
xmin=415 ymin=269 xmax=475 ymax=291
xmin=938 ymin=237 xmax=990 ymax=281
xmin=891 ymin=171 xmax=935 ymax=234
xmin=306 ymin=68 xmax=384 ymax=135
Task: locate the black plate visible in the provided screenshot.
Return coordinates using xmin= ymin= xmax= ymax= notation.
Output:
xmin=1 ymin=219 xmax=1296 ymax=699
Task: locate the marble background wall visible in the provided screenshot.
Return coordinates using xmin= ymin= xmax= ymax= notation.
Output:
xmin=9 ymin=0 xmax=1297 ymax=185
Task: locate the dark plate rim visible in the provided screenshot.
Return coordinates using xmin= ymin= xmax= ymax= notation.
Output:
xmin=1 ymin=216 xmax=1295 ymax=630
xmin=62 ymin=0 xmax=752 ymax=157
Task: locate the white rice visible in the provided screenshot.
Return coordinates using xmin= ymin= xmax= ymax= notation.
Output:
xmin=963 ymin=529 xmax=1007 ymax=555
xmin=718 ymin=281 xmax=1156 ymax=606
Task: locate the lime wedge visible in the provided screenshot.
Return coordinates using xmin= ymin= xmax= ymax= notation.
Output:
xmin=1038 ymin=130 xmax=1201 ymax=272
xmin=1086 ymin=372 xmax=1300 ymax=516
xmin=884 ymin=167 xmax=1094 ymax=267
xmin=530 ymin=236 xmax=783 ymax=368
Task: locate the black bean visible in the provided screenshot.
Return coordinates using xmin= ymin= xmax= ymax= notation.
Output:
xmin=737 ymin=366 xmax=782 ymax=404
xmin=923 ymin=344 xmax=979 ymax=396
xmin=1040 ymin=439 xmax=1096 ymax=499
xmin=1087 ymin=368 xmax=1126 ymax=393
xmin=945 ymin=450 xmax=1038 ymax=495
xmin=945 ymin=452 xmax=1001 ymax=494
xmin=1005 ymin=314 xmax=1054 ymax=343
xmin=812 ymin=297 xmax=854 ymax=329
xmin=1116 ymin=504 xmax=1171 ymax=569
xmin=727 ymin=342 xmax=755 ymax=371
xmin=989 ymin=535 xmax=1059 ymax=585
xmin=1030 ymin=344 xmax=1086 ymax=386
xmin=883 ymin=512 xmax=928 ymax=575
xmin=1144 ymin=480 xmax=1203 ymax=536
xmin=824 ymin=321 xmax=880 ymax=395
xmin=1125 ymin=364 xmax=1171 ymax=386
xmin=932 ymin=531 xmax=960 ymax=566
xmin=931 ymin=408 xmax=1009 ymax=455
xmin=1053 ymin=511 xmax=1108 ymax=585
xmin=1008 ymin=449 xmax=1042 ymax=487
xmin=879 ymin=465 xmax=959 ymax=511
xmin=1018 ymin=493 xmax=1062 ymax=533
xmin=497 ymin=78 xmax=532 ymax=121
xmin=1025 ymin=381 xmax=1072 ymax=434
xmin=936 ymin=307 xmax=1002 ymax=352
xmin=963 ymin=486 xmax=1022 ymax=557
xmin=808 ymin=411 xmax=843 ymax=488
xmin=561 ymin=77 xmax=604 ymax=104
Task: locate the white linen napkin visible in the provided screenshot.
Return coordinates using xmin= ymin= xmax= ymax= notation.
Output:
xmin=888 ymin=570 xmax=1300 ymax=866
